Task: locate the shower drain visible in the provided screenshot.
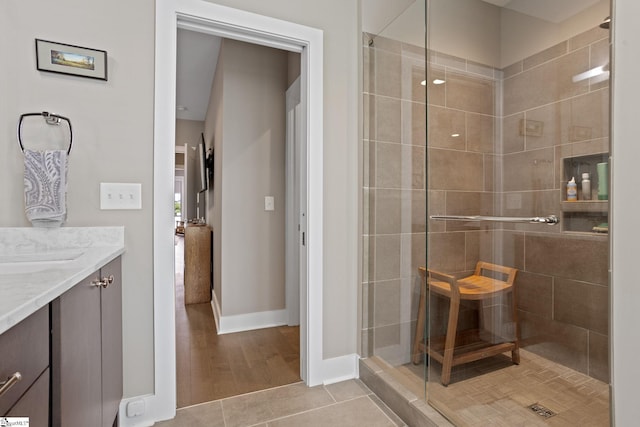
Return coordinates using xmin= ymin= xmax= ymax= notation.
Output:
xmin=528 ymin=403 xmax=557 ymax=419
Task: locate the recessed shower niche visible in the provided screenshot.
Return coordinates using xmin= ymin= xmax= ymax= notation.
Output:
xmin=561 ymin=153 xmax=609 ymax=233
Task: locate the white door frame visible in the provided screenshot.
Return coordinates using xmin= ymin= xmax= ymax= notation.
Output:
xmin=146 ymin=0 xmax=324 ymax=423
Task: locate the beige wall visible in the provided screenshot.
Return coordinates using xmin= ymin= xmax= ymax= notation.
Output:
xmin=428 ymin=0 xmax=501 ymax=66
xmin=0 ymin=0 xmax=358 ymax=400
xmin=0 ymin=0 xmax=155 ymax=397
xmin=176 ymin=119 xmax=204 ymax=219
xmin=176 ymin=119 xmax=203 ymax=150
xmin=204 ymin=0 xmax=360 ymax=359
xmin=372 ymin=0 xmax=501 ymax=66
xmin=205 ymin=39 xmax=288 ymax=317
xmin=205 ymin=41 xmax=225 ymax=309
xmin=501 ymin=0 xmax=609 ymax=68
xmin=372 ymin=0 xmax=609 ymax=69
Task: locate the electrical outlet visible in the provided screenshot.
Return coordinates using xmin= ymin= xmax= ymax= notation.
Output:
xmin=100 ymin=183 xmax=142 ymax=210
xmin=264 ymin=196 xmax=275 ymax=211
xmin=126 ymin=399 xmax=145 ymax=417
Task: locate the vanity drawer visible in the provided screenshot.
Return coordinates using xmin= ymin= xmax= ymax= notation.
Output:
xmin=0 ymin=305 xmax=49 ymax=415
xmin=6 ymin=367 xmax=49 ymax=427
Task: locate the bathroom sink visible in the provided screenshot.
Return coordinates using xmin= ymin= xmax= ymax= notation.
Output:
xmin=0 ymin=250 xmax=85 ymax=275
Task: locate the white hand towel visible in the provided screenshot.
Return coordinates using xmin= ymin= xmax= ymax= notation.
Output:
xmin=23 ymin=149 xmax=67 ymax=227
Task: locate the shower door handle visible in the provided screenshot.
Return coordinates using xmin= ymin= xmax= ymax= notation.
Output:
xmin=430 ymin=215 xmax=559 ymax=225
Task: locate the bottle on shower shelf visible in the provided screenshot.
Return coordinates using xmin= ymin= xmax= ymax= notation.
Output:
xmin=567 ymin=177 xmax=577 ymax=202
xmin=597 ymin=162 xmax=608 ymax=200
xmin=581 ymin=172 xmax=591 ymax=200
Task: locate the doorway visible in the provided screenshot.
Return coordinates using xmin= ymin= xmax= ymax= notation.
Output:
xmin=152 ymin=0 xmax=325 ymax=420
xmin=174 ymin=32 xmax=303 ymax=407
xmin=174 ymin=176 xmax=183 ymax=222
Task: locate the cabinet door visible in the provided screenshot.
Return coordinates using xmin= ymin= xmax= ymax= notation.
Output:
xmin=100 ymin=257 xmax=123 ymax=427
xmin=52 ymin=273 xmax=102 ymax=427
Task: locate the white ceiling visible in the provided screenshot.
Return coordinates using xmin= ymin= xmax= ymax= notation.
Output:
xmin=480 ymin=0 xmax=601 ymax=24
xmin=176 ymin=29 xmax=221 ymax=121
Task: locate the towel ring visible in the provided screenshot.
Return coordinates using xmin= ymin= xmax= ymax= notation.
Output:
xmin=18 ymin=112 xmax=73 ymax=155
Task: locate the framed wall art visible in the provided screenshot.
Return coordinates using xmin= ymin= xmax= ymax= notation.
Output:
xmin=35 ymin=39 xmax=107 ymax=81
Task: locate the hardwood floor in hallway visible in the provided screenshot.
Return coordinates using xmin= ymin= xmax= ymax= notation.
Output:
xmin=175 ymin=235 xmax=300 ymax=408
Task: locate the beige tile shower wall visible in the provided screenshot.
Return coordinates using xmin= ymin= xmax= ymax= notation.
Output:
xmin=363 ymin=26 xmax=610 ymax=383
xmin=502 ymin=26 xmax=610 ymax=382
xmin=426 ymin=49 xmax=501 ymax=273
xmin=425 ymin=52 xmax=503 ymax=342
xmin=362 ymin=33 xmax=426 ymax=365
xmin=362 ymin=31 xmax=504 ymax=365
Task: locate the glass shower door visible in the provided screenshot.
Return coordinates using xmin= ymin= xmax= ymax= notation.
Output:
xmin=425 ymin=0 xmax=611 ymax=425
xmin=361 ymin=0 xmax=429 ymax=397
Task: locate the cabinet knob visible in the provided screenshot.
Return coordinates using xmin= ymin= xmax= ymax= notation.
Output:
xmin=0 ymin=371 xmax=22 ymax=397
xmin=92 ymin=275 xmax=115 ymax=289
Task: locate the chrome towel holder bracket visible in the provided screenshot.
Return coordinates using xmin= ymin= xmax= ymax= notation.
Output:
xmin=17 ymin=111 xmax=73 ymax=155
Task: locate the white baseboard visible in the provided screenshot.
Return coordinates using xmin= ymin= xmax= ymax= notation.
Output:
xmin=322 ymin=353 xmax=359 ymax=385
xmin=211 ymin=293 xmax=288 ymax=334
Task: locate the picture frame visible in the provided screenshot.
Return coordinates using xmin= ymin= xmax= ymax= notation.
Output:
xmin=35 ymin=39 xmax=108 ymax=81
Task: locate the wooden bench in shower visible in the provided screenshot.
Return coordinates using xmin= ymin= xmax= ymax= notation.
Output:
xmin=412 ymin=262 xmax=520 ymax=386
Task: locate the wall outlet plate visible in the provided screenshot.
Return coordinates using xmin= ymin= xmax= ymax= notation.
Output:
xmin=126 ymin=399 xmax=145 ymax=417
xmin=264 ymin=196 xmax=275 ymax=211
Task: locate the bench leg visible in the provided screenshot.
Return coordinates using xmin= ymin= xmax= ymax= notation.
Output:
xmin=510 ymin=289 xmax=521 ymax=365
xmin=412 ymin=279 xmax=427 ymax=365
xmin=441 ymin=294 xmax=460 ymax=386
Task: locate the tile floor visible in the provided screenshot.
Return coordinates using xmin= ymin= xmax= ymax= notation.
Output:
xmin=156 ymin=379 xmax=406 ymax=427
xmin=399 ymin=349 xmax=610 ymax=426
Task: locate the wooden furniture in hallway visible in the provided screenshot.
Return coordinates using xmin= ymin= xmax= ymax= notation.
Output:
xmin=412 ymin=262 xmax=520 ymax=386
xmin=184 ymin=224 xmax=211 ymax=304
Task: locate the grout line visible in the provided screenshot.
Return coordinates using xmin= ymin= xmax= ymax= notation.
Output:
xmin=323 ymin=383 xmax=338 ymax=403
xmin=367 ymin=394 xmax=407 ymax=427
xmin=255 ymin=395 xmax=383 ymax=426
xmin=220 ymin=399 xmax=228 ymax=427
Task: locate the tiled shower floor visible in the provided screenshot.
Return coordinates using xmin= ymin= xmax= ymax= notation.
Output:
xmin=396 ymin=349 xmax=610 ymax=426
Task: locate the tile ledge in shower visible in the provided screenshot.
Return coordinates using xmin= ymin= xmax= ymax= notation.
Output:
xmin=359 ymin=357 xmax=454 ymax=427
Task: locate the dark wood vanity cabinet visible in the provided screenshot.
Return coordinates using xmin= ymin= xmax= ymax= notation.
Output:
xmin=100 ymin=258 xmax=124 ymax=427
xmin=51 ymin=256 xmax=123 ymax=427
xmin=0 ymin=306 xmax=50 ymax=427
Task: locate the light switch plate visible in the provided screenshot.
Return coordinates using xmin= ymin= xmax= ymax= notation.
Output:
xmin=100 ymin=183 xmax=142 ymax=210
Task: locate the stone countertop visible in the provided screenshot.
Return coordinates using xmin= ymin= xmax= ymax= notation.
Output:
xmin=0 ymin=227 xmax=125 ymax=335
